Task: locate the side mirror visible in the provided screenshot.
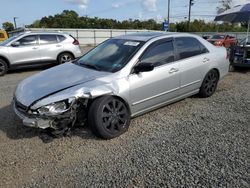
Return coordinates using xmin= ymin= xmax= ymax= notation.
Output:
xmin=134 ymin=62 xmax=154 ymax=74
xmin=11 ymin=41 xmax=20 ymax=47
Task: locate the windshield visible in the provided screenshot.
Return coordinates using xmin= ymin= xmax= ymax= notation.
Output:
xmin=210 ymin=35 xmax=225 ymax=40
xmin=76 ymin=39 xmax=144 ymax=73
xmin=0 ymin=34 xmax=22 ymax=46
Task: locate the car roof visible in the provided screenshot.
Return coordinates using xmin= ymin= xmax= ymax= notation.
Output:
xmin=115 ymin=32 xmax=197 ymax=42
xmin=211 ymin=33 xmax=235 ymax=37
xmin=22 ymin=31 xmax=68 ymax=35
xmin=212 ymin=33 xmax=231 ymax=36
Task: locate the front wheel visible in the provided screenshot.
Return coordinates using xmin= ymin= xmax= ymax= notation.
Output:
xmin=58 ymin=53 xmax=74 ymax=64
xmin=199 ymin=69 xmax=219 ymax=98
xmin=88 ymin=96 xmax=130 ymax=139
xmin=0 ymin=59 xmax=8 ymax=76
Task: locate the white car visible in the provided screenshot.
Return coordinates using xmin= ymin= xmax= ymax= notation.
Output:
xmin=0 ymin=31 xmax=82 ymax=76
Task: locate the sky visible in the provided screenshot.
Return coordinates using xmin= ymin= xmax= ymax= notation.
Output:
xmin=0 ymin=0 xmax=250 ymax=28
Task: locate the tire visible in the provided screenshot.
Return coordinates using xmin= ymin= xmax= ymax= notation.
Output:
xmin=88 ymin=96 xmax=130 ymax=139
xmin=0 ymin=59 xmax=8 ymax=76
xmin=58 ymin=53 xmax=74 ymax=64
xmin=199 ymin=69 xmax=219 ymax=98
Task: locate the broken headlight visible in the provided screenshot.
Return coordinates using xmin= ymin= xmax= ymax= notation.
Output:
xmin=37 ymin=98 xmax=75 ymax=116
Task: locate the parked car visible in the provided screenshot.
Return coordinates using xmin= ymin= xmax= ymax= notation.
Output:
xmin=202 ymin=34 xmax=211 ymax=40
xmin=0 ymin=31 xmax=82 ymax=76
xmin=0 ymin=30 xmax=8 ymax=43
xmin=237 ymin=36 xmax=250 ymax=47
xmin=13 ymin=32 xmax=229 ymax=139
xmin=207 ymin=34 xmax=237 ymax=48
xmin=229 ymin=37 xmax=250 ymax=68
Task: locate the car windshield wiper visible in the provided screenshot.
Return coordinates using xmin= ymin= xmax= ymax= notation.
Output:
xmin=81 ymin=63 xmax=101 ymax=71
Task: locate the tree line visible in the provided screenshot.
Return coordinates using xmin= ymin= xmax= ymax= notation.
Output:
xmin=28 ymin=10 xmax=246 ymax=32
xmin=2 ymin=9 xmax=246 ymax=32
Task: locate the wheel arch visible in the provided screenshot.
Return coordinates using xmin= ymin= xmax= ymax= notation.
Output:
xmin=0 ymin=55 xmax=10 ymax=68
xmin=211 ymin=68 xmax=220 ymax=78
xmin=87 ymin=94 xmax=131 ymax=115
xmin=57 ymin=51 xmax=75 ymax=61
xmin=202 ymin=68 xmax=220 ymax=84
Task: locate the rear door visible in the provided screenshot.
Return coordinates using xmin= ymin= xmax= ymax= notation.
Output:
xmin=174 ymin=37 xmax=211 ymax=96
xmin=39 ymin=34 xmax=64 ymax=62
xmin=9 ymin=35 xmax=40 ymax=65
xmin=129 ymin=38 xmax=180 ymax=114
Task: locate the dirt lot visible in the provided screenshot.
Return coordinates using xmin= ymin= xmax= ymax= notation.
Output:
xmin=0 ymin=66 xmax=249 ymax=187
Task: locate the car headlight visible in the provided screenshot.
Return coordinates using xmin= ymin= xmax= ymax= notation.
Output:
xmin=37 ymin=98 xmax=75 ymax=116
xmin=215 ymin=41 xmax=222 ymax=45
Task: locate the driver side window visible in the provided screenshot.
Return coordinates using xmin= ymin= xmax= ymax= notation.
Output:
xmin=140 ymin=40 xmax=175 ymax=67
xmin=17 ymin=35 xmax=37 ymax=46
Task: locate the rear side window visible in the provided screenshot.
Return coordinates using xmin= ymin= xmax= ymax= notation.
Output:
xmin=18 ymin=35 xmax=37 ymax=46
xmin=57 ymin=35 xmax=66 ymax=42
xmin=39 ymin=35 xmax=58 ymax=44
xmin=200 ymin=42 xmax=209 ymax=54
xmin=175 ymin=37 xmax=208 ymax=60
xmin=141 ymin=40 xmax=175 ymax=67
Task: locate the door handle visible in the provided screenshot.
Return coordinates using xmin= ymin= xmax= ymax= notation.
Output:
xmin=32 ymin=47 xmax=38 ymax=50
xmin=56 ymin=45 xmax=62 ymax=47
xmin=169 ymin=68 xmax=179 ymax=74
xmin=203 ymin=57 xmax=210 ymax=62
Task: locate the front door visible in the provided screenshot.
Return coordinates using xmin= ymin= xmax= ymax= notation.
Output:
xmin=129 ymin=39 xmax=180 ymax=115
xmin=9 ymin=35 xmax=40 ymax=65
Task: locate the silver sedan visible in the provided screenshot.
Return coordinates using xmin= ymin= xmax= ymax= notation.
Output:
xmin=13 ymin=32 xmax=229 ymax=139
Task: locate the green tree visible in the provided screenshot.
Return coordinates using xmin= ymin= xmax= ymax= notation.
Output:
xmin=26 ymin=9 xmax=246 ymax=32
xmin=30 ymin=20 xmax=41 ymax=28
xmin=2 ymin=22 xmax=14 ymax=31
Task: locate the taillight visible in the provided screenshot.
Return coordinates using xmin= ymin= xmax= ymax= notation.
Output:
xmin=73 ymin=39 xmax=79 ymax=45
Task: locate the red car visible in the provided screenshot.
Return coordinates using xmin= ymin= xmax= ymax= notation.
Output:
xmin=207 ymin=34 xmax=237 ymax=48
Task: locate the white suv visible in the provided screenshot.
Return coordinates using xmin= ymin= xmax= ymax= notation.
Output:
xmin=0 ymin=32 xmax=82 ymax=76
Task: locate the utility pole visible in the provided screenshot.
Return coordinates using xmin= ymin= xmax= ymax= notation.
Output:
xmin=167 ymin=0 xmax=170 ymax=27
xmin=188 ymin=0 xmax=194 ymax=31
xmin=13 ymin=17 xmax=18 ymax=29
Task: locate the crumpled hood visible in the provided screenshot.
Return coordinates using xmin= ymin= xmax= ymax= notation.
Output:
xmin=15 ymin=63 xmax=108 ymax=107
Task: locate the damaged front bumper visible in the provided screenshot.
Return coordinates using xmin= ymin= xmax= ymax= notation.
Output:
xmin=13 ymin=102 xmax=52 ymax=129
xmin=13 ymin=101 xmax=76 ymax=129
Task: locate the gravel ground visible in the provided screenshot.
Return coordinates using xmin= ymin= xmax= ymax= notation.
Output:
xmin=0 ymin=66 xmax=249 ymax=187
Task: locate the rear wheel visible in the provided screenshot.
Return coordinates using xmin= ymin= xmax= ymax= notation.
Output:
xmin=0 ymin=59 xmax=8 ymax=76
xmin=58 ymin=53 xmax=74 ymax=64
xmin=199 ymin=69 xmax=219 ymax=98
xmin=88 ymin=96 xmax=130 ymax=139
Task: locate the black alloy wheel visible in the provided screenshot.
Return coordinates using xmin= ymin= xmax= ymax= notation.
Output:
xmin=199 ymin=69 xmax=219 ymax=98
xmin=88 ymin=96 xmax=130 ymax=139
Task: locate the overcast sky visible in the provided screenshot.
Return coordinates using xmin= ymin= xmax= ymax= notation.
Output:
xmin=0 ymin=0 xmax=250 ymax=28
